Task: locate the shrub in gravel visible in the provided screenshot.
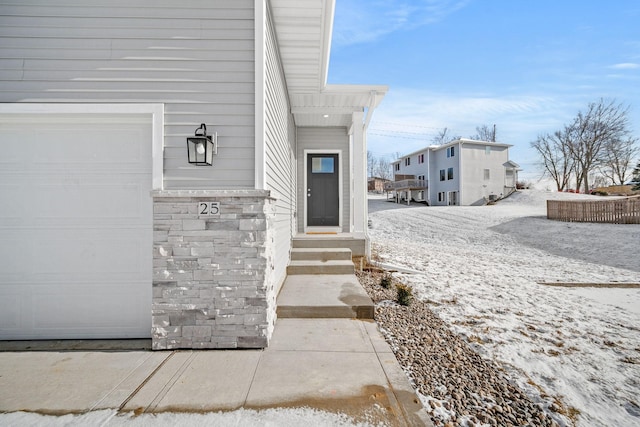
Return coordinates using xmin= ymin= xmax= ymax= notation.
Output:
xmin=396 ymin=283 xmax=413 ymax=306
xmin=380 ymin=274 xmax=393 ymax=289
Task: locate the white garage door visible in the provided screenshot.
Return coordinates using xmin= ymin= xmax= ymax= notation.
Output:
xmin=0 ymin=113 xmax=153 ymax=339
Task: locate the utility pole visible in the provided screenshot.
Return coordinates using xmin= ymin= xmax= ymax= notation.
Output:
xmin=492 ymin=124 xmax=496 ymax=142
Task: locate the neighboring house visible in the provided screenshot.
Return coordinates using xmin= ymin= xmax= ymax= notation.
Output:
xmin=0 ymin=1 xmax=387 ymax=349
xmin=390 ymin=139 xmax=521 ymax=206
xmin=368 ymin=177 xmax=390 ymax=193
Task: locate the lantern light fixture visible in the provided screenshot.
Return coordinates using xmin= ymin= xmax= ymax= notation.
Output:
xmin=187 ymin=123 xmax=217 ymax=166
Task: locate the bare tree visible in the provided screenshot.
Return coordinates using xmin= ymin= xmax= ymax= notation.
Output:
xmin=567 ymin=99 xmax=633 ymax=192
xmin=375 ymin=157 xmax=392 ymax=180
xmin=589 ymin=173 xmax=608 ymax=189
xmin=599 ymin=136 xmax=639 ymax=185
xmin=471 ymin=124 xmax=496 ymax=142
xmin=431 ymin=128 xmax=459 ymax=145
xmin=533 ymin=99 xmax=637 ymax=192
xmin=367 ymin=150 xmax=377 ymax=178
xmin=530 ymin=130 xmax=575 ymax=191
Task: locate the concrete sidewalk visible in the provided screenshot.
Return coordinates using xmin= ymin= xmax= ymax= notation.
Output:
xmin=0 ymin=318 xmax=432 ymax=426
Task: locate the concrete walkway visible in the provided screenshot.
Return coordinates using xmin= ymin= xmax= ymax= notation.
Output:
xmin=0 ymin=318 xmax=432 ymax=426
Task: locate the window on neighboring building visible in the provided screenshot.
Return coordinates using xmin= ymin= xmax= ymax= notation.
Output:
xmin=438 ymin=192 xmax=445 ymax=202
xmin=418 ymin=174 xmax=425 ymax=181
xmin=484 ymin=169 xmax=490 ymax=180
xmin=447 ymin=146 xmax=455 ymax=157
xmin=418 ymin=154 xmax=424 ymax=164
xmin=405 ymin=157 xmax=411 ymax=166
xmin=447 ymin=167 xmax=454 ymax=180
xmin=485 ymin=146 xmax=491 ymax=155
xmin=439 ymin=169 xmax=445 ymax=181
xmin=394 ymin=163 xmax=400 ymax=172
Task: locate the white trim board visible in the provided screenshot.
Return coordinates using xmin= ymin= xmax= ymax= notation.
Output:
xmin=0 ymin=103 xmax=164 ymax=190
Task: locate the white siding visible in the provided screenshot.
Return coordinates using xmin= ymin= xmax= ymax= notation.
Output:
xmin=394 ymin=150 xmax=429 ymax=179
xmin=297 ymin=127 xmax=350 ymax=232
xmin=263 ymin=4 xmax=295 ymax=293
xmin=429 ymin=143 xmax=460 ymax=206
xmin=460 ymin=143 xmax=509 ymax=205
xmin=0 ymin=0 xmax=256 ymax=189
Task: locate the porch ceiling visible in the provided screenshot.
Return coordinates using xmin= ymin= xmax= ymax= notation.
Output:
xmin=269 ymin=0 xmax=387 ymax=128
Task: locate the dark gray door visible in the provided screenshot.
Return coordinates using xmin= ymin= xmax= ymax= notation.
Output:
xmin=307 ymin=154 xmax=339 ymax=226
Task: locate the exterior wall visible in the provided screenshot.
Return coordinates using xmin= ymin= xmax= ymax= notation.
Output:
xmin=429 ymin=143 xmax=461 ymax=206
xmin=368 ymin=178 xmax=389 ymax=192
xmin=505 ymin=168 xmax=518 ymax=191
xmin=0 ymin=0 xmax=256 ymax=189
xmin=263 ymin=4 xmax=296 ymax=296
xmin=460 ymin=143 xmax=509 ymax=205
xmin=296 ymin=127 xmax=350 ymax=232
xmin=392 ymin=141 xmax=516 ymax=206
xmin=152 ymin=190 xmax=275 ymax=350
xmin=393 ymin=150 xmax=429 ymax=180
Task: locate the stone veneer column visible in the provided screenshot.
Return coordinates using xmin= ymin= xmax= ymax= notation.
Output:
xmin=151 ymin=190 xmax=276 ymax=350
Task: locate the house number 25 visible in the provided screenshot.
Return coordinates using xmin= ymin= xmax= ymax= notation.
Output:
xmin=198 ymin=202 xmax=220 ymax=216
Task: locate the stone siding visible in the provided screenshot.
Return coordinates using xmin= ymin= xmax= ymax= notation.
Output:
xmin=151 ymin=190 xmax=276 ymax=350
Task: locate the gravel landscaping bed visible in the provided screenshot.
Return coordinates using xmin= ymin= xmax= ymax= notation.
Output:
xmin=357 ymin=269 xmax=562 ymax=427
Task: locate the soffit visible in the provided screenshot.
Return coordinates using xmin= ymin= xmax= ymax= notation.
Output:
xmin=269 ymin=0 xmax=387 ymax=128
xmin=269 ymin=0 xmax=330 ymax=94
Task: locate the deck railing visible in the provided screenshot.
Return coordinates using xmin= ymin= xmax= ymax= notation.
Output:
xmin=547 ymin=196 xmax=640 ymax=224
xmin=383 ymin=179 xmax=428 ymax=192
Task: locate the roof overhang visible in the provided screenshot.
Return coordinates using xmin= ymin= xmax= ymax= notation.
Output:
xmin=269 ymin=0 xmax=387 ymax=128
xmin=503 ymin=160 xmax=522 ymax=170
xmin=457 ymin=138 xmax=512 ymax=148
xmin=290 ymin=85 xmax=388 ymax=128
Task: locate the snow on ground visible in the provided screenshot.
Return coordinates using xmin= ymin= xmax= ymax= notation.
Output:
xmin=368 ymin=190 xmax=640 ymax=427
xmin=0 ymin=408 xmax=380 ymax=427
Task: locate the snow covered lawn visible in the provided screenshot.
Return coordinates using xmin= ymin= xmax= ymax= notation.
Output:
xmin=368 ymin=190 xmax=640 ymax=427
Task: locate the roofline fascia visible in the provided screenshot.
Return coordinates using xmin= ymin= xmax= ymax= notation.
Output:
xmin=319 ymin=0 xmax=336 ymax=90
xmin=323 ymin=84 xmax=389 ymax=96
xmin=392 ymin=138 xmax=514 ymax=162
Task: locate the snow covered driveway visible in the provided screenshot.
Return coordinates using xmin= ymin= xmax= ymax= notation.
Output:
xmin=368 ymin=190 xmax=640 ymax=427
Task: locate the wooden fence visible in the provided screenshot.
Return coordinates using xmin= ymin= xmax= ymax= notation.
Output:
xmin=547 ymin=196 xmax=640 ymax=224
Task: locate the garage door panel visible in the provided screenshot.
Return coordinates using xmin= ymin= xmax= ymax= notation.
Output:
xmin=34 ymin=126 xmax=146 ymax=168
xmin=2 ymin=181 xmax=151 ymax=224
xmin=0 ymin=112 xmax=153 ymax=340
xmin=0 ymin=129 xmax=22 ymax=171
xmin=0 ymin=229 xmax=150 ymax=280
xmin=1 ymin=117 xmax=150 ymax=172
xmin=0 ymin=292 xmax=21 ymax=330
xmin=0 ymin=238 xmax=28 ymax=282
xmin=0 ymin=281 xmax=150 ymax=339
xmin=32 ymin=283 xmax=149 ymax=332
xmin=0 ymin=184 xmax=23 ymax=219
xmin=36 ymin=231 xmax=150 ymax=279
xmin=34 ymin=182 xmax=149 ymax=222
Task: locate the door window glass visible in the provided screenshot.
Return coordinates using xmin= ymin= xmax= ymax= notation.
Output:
xmin=312 ymin=157 xmax=335 ymax=173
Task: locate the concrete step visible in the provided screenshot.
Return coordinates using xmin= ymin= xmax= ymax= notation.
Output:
xmin=290 ymin=247 xmax=352 ymax=262
xmin=286 ymin=260 xmax=355 ymax=275
xmin=277 ymin=275 xmax=374 ymax=319
xmin=292 ymin=237 xmax=366 ymax=257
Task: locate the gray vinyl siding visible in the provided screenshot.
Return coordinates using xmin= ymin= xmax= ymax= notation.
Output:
xmin=0 ymin=0 xmax=256 ymax=189
xmin=297 ymin=127 xmax=350 ymax=233
xmin=263 ymin=4 xmax=295 ymax=293
xmin=460 ymin=143 xmax=509 ymax=205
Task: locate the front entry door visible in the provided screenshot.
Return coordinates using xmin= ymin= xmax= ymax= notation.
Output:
xmin=307 ymin=154 xmax=339 ymax=226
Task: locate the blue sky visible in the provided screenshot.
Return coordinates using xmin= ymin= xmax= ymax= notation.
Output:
xmin=328 ymin=0 xmax=640 ymax=181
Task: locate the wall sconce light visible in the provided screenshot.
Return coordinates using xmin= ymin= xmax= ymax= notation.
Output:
xmin=187 ymin=123 xmax=217 ymax=166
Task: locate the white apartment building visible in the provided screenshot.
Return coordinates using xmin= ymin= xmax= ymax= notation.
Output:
xmin=390 ymin=139 xmax=521 ymax=206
